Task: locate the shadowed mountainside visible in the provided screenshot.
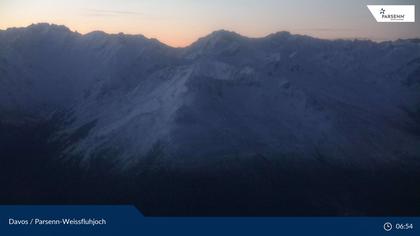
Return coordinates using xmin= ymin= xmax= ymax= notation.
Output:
xmin=0 ymin=23 xmax=420 ymax=215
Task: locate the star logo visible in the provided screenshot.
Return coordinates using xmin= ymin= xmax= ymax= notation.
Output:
xmin=380 ymin=8 xmax=385 ymax=14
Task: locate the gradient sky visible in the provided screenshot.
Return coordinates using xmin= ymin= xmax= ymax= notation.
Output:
xmin=0 ymin=0 xmax=419 ymax=47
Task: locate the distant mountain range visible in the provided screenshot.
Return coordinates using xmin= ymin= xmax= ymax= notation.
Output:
xmin=1 ymin=23 xmax=419 ymax=168
xmin=1 ymin=23 xmax=420 ymax=215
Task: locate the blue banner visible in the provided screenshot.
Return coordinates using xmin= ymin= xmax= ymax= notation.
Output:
xmin=0 ymin=206 xmax=418 ymax=235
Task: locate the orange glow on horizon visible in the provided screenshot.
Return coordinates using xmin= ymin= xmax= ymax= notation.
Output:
xmin=1 ymin=0 xmax=419 ymax=47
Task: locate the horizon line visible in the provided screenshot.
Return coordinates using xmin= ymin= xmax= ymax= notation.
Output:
xmin=1 ymin=22 xmax=417 ymax=48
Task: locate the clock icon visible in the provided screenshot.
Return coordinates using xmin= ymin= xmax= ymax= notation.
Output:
xmin=384 ymin=222 xmax=393 ymax=232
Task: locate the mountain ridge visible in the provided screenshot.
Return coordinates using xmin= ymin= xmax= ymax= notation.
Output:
xmin=0 ymin=22 xmax=419 ymax=168
xmin=4 ymin=23 xmax=418 ymax=49
xmin=1 ymin=23 xmax=420 ymax=215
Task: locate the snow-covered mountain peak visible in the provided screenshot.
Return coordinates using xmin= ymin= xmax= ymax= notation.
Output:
xmin=0 ymin=24 xmax=419 ymax=168
xmin=189 ymin=29 xmax=246 ymax=48
xmin=206 ymin=30 xmax=243 ymax=40
xmin=27 ymin=23 xmax=71 ymax=32
xmin=265 ymin=31 xmax=292 ymax=39
xmin=8 ymin=23 xmax=75 ymax=39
